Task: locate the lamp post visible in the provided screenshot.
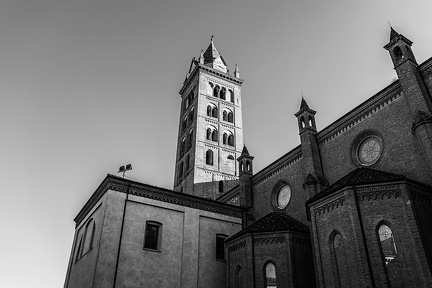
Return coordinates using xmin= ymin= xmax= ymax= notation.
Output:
xmin=118 ymin=164 xmax=132 ymax=178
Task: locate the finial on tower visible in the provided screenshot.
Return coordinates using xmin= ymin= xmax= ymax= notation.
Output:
xmin=199 ymin=50 xmax=204 ymax=64
xmin=234 ymin=64 xmax=240 ymax=78
xmin=211 ymin=35 xmax=214 ymax=43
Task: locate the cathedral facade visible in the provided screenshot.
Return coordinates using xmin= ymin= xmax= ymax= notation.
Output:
xmin=64 ymin=28 xmax=432 ymax=288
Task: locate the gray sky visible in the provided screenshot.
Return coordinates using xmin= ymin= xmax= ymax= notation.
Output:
xmin=1 ymin=1 xmax=431 ymax=287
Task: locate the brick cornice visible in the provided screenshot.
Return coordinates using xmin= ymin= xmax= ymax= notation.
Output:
xmin=317 ymin=82 xmax=402 ymax=145
xmin=252 ymin=147 xmax=302 ymax=187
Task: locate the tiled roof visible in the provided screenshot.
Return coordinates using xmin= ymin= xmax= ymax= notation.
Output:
xmin=307 ymin=167 xmax=406 ymax=204
xmin=227 ymin=212 xmax=309 ymax=242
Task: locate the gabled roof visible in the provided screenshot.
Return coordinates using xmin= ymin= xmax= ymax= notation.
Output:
xmin=307 ymin=167 xmax=406 ymax=205
xmin=227 ymin=212 xmax=309 ymax=242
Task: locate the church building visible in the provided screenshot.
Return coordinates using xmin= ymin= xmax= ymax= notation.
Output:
xmin=64 ymin=28 xmax=432 ymax=288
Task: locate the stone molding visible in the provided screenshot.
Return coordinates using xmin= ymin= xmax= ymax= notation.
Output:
xmin=179 ymin=63 xmax=243 ymax=95
xmin=314 ymin=196 xmax=345 ymax=217
xmin=317 ymin=82 xmax=404 ymax=144
xmin=254 ymin=236 xmax=285 ymax=246
xmin=253 ymin=149 xmax=302 ymax=187
xmin=204 ymin=75 xmax=239 ymax=90
xmin=292 ymin=237 xmax=311 ymax=246
xmin=74 ymin=175 xmax=242 ymax=226
xmin=228 ymin=241 xmax=246 ymax=253
xmin=357 ymin=189 xmax=401 ymax=201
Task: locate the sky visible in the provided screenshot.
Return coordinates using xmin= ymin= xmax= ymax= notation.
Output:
xmin=1 ymin=1 xmax=431 ymax=287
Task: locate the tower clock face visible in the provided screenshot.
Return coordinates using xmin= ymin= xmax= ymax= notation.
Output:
xmin=214 ymin=58 xmax=227 ymax=73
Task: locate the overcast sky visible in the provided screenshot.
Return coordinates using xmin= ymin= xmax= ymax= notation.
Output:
xmin=1 ymin=1 xmax=432 ymax=287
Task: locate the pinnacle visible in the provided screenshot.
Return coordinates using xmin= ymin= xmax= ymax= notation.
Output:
xmin=300 ymin=97 xmax=310 ymax=110
xmin=241 ymin=145 xmax=250 ymax=156
xmin=390 ymin=27 xmax=399 ymax=40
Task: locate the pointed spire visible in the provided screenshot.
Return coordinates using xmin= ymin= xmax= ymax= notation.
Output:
xmin=390 ymin=27 xmax=399 ymax=41
xmin=203 ymin=37 xmax=221 ymax=65
xmin=300 ymin=97 xmax=310 ymax=110
xmin=241 ymin=145 xmax=250 ymax=156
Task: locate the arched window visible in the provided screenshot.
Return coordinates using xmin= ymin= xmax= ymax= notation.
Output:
xmin=208 ymin=82 xmax=214 ymax=95
xmin=240 ymin=162 xmax=244 ymax=172
xmin=223 ymin=110 xmax=228 ymax=121
xmin=182 ymin=116 xmax=187 ymax=131
xmin=190 ymin=90 xmax=195 ymax=100
xmin=393 ymin=46 xmax=403 ymax=61
xmin=211 ymin=130 xmax=218 ymax=142
xmin=180 ymin=138 xmax=186 ymax=157
xmin=229 ymin=90 xmax=234 ymax=103
xmin=377 ymin=223 xmax=405 ymax=287
xmin=185 ymin=155 xmax=190 ymax=170
xmin=264 ymin=262 xmax=277 ymax=288
xmin=213 ymin=85 xmax=220 ymax=97
xmin=220 ymin=88 xmax=226 ymax=100
xmin=206 ymin=150 xmax=214 ymax=165
xmin=206 ymin=128 xmax=212 ymax=140
xmin=308 ymin=115 xmax=314 ymax=127
xmin=185 ymin=97 xmax=189 ymax=109
xmin=189 ymin=107 xmax=194 ymax=123
xmin=207 ymin=105 xmax=212 ymax=117
xmin=329 ymin=231 xmax=350 ymax=288
xmin=179 ymin=162 xmax=184 ymax=177
xmin=212 ymin=106 xmax=218 ymax=118
xmin=187 ymin=130 xmax=193 ymax=150
xmin=228 ymin=112 xmax=234 ymax=123
xmin=228 ymin=134 xmax=234 ymax=146
xmin=227 ymin=155 xmax=234 ymax=160
xmin=223 ymin=133 xmax=228 ymax=144
xmin=300 ymin=116 xmax=306 ymax=128
xmin=235 ymin=266 xmax=242 ymax=288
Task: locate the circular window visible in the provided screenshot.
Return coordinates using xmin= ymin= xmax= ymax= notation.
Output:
xmin=357 ymin=136 xmax=382 ymax=166
xmin=276 ymin=185 xmax=291 ymax=209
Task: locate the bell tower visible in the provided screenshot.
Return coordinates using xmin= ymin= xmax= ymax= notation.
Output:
xmin=174 ymin=38 xmax=245 ymax=199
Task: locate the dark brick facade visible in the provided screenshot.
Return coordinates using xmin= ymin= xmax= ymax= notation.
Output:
xmin=225 ymin=28 xmax=432 ymax=288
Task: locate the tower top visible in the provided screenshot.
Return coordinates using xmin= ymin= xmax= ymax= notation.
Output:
xmin=384 ymin=27 xmax=413 ymax=50
xmin=241 ymin=145 xmax=250 ymax=156
xmin=295 ymin=97 xmax=316 ymax=116
xmin=202 ymin=37 xmax=228 ymax=73
xmin=390 ymin=27 xmax=399 ymax=40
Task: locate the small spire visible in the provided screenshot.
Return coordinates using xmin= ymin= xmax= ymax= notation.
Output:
xmin=300 ymin=97 xmax=310 ymax=110
xmin=390 ymin=26 xmax=399 ymax=40
xmin=241 ymin=145 xmax=250 ymax=156
xmin=199 ymin=50 xmax=204 ymax=64
xmin=211 ymin=35 xmax=214 ymax=43
xmin=234 ymin=64 xmax=240 ymax=78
